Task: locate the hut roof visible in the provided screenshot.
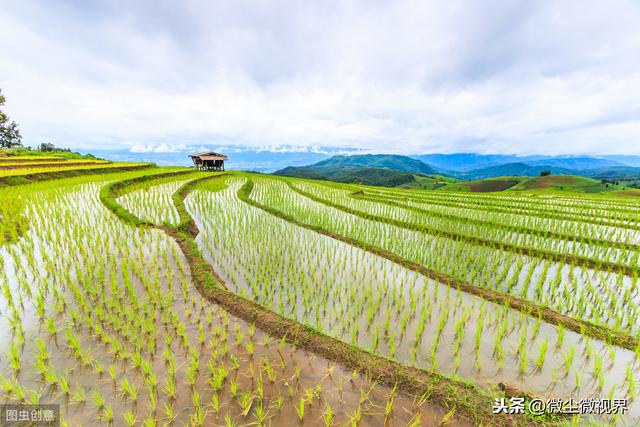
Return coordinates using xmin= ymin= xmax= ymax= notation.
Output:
xmin=189 ymin=151 xmax=228 ymax=160
xmin=199 ymin=155 xmax=227 ymax=161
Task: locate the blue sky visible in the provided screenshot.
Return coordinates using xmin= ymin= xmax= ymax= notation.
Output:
xmin=1 ymin=0 xmax=640 ymax=155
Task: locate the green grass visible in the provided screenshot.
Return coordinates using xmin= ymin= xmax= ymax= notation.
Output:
xmin=0 ymin=163 xmax=158 ymax=187
xmin=0 ymin=148 xmax=100 ymax=160
xmin=0 ymin=157 xmax=105 ymax=164
xmin=400 ymin=174 xmax=457 ymax=190
xmin=0 ymin=162 xmax=149 ymax=177
xmin=436 ymin=176 xmax=525 ymax=192
xmin=418 ymin=174 xmax=634 ymax=194
xmin=508 ymin=175 xmax=619 ymax=193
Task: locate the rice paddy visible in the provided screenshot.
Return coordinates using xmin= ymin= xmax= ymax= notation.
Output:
xmin=3 ymin=162 xmax=640 ymax=425
xmin=0 ymin=162 xmax=150 ymax=177
xmin=0 ymin=167 xmax=470 ymax=426
xmin=278 ymin=179 xmax=640 ymax=339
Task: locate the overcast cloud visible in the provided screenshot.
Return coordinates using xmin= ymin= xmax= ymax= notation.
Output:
xmin=1 ymin=0 xmax=639 ymax=154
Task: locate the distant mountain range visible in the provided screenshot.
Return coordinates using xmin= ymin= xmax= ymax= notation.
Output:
xmin=454 ymin=161 xmax=640 ymax=180
xmin=274 ymin=153 xmax=640 ymax=184
xmin=275 ymin=165 xmax=419 ymax=187
xmin=274 ymin=154 xmax=437 ymax=186
xmin=412 ymin=154 xmax=536 ymax=171
xmin=453 ymin=162 xmax=572 ymax=180
xmin=413 ymin=153 xmax=629 ymax=172
xmin=80 ymin=147 xmax=360 ymax=172
xmin=83 ymin=147 xmax=640 ymax=179
xmin=310 ymin=154 xmax=437 ymax=174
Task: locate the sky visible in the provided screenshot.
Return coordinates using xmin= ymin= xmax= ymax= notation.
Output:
xmin=1 ymin=0 xmax=640 ymax=155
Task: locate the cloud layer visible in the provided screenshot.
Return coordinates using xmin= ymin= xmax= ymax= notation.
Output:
xmin=1 ymin=0 xmax=639 ymax=154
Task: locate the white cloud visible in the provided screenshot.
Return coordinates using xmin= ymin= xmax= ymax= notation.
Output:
xmin=1 ymin=0 xmax=639 ymax=155
xmin=129 ymin=143 xmax=184 ymax=153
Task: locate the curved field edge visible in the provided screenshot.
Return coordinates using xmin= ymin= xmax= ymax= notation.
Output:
xmin=351 ymin=191 xmax=640 ymax=252
xmin=285 ymin=180 xmax=638 ymax=277
xmin=98 ymin=169 xmax=198 ymax=226
xmin=386 ymin=186 xmax=640 ymax=231
xmin=244 ymin=176 xmax=639 ymax=355
xmin=2 ymin=165 xmax=185 ymax=245
xmin=0 ymin=160 xmax=110 ymax=170
xmin=0 ymin=163 xmax=154 ymax=187
xmin=0 ymin=156 xmax=68 ymax=163
xmin=233 ymin=175 xmax=565 ymax=426
xmin=99 ymin=172 xmax=540 ymax=426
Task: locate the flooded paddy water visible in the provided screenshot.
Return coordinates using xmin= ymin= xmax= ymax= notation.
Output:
xmin=266 ymin=179 xmax=640 ymax=343
xmin=184 ymin=176 xmax=640 ymax=425
xmin=0 ymin=177 xmax=466 ymax=425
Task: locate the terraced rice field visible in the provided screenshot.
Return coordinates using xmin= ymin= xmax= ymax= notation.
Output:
xmin=0 ymin=155 xmax=152 ymax=187
xmin=1 ymin=166 xmax=468 ymax=426
xmin=0 ymin=162 xmax=149 ymax=177
xmin=3 ymin=161 xmax=640 ymax=425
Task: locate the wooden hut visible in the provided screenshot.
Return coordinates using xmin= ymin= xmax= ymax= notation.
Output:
xmin=189 ymin=152 xmax=228 ymax=171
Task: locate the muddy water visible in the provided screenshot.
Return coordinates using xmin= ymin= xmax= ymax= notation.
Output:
xmin=0 ymin=180 xmax=466 ymax=426
xmin=186 ymin=177 xmax=640 ymax=425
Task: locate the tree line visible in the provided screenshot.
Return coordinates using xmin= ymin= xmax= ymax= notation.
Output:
xmin=0 ymin=89 xmax=22 ymax=148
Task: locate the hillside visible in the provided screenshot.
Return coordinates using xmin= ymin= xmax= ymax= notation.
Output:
xmin=585 ymin=166 xmax=640 ymax=180
xmin=1 ymin=147 xmax=101 ymax=161
xmin=451 ymin=160 xmax=640 ymax=180
xmin=276 ymin=153 xmax=640 ymax=183
xmin=274 ymin=165 xmax=419 ymax=187
xmin=310 ymin=154 xmax=438 ymax=174
xmin=508 ymin=175 xmax=622 ymax=193
xmin=526 ymin=156 xmax=621 ymax=169
xmin=273 ymin=154 xmax=443 ymax=187
xmin=454 ymin=162 xmax=574 ymax=179
xmin=437 ymin=175 xmax=629 ymax=193
xmin=436 ymin=177 xmax=524 ymax=192
xmin=400 ymin=174 xmax=458 ymax=190
xmin=412 ymin=153 xmax=624 ymax=172
xmin=272 ymin=152 xmax=640 ymax=192
xmin=413 ymin=153 xmax=526 ymax=171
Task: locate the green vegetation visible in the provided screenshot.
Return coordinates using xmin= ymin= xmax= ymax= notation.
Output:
xmin=508 ymin=175 xmax=620 ymax=193
xmin=0 ymin=147 xmax=100 ymax=160
xmin=0 ymin=152 xmax=154 ymax=186
xmin=0 ymin=159 xmax=500 ymax=426
xmin=275 ymin=165 xmax=421 ymax=186
xmin=275 ymin=165 xmax=636 ymax=194
xmin=195 ymin=173 xmax=633 ymax=423
xmin=3 ymin=156 xmax=640 ymax=425
xmin=0 ymin=188 xmax=27 ymax=243
xmin=400 ymin=174 xmax=457 ymax=190
xmin=292 ymin=154 xmax=438 ymax=174
xmin=437 ymin=176 xmax=522 ymax=192
xmin=269 ymin=151 xmax=640 ymax=195
xmin=274 ymin=153 xmax=441 ymax=187
xmin=0 ymin=89 xmax=22 ymax=148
